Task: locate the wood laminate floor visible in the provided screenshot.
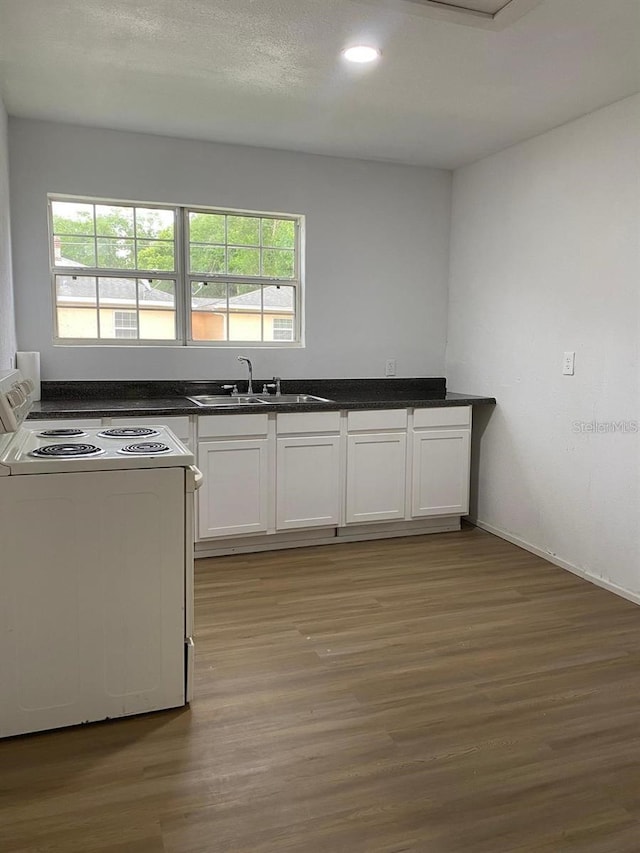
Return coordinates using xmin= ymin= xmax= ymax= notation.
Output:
xmin=2 ymin=528 xmax=640 ymax=852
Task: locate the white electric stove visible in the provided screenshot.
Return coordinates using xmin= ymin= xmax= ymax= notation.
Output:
xmin=0 ymin=422 xmax=194 ymax=475
xmin=0 ymin=369 xmax=200 ymax=739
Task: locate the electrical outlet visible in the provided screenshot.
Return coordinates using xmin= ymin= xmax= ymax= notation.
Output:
xmin=562 ymin=351 xmax=575 ymax=375
xmin=385 ymin=359 xmax=396 ymax=377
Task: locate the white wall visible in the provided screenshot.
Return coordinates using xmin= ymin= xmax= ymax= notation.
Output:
xmin=0 ymin=98 xmax=16 ymax=370
xmin=447 ymin=95 xmax=640 ymax=596
xmin=9 ymin=118 xmax=451 ymax=381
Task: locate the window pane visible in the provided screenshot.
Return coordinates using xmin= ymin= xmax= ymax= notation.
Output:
xmin=136 ymin=208 xmax=175 ymax=240
xmin=190 ymin=245 xmax=225 ymax=274
xmin=138 ymin=279 xmax=175 ymax=308
xmin=57 ymin=308 xmax=98 ymax=339
xmin=262 ymin=218 xmax=295 ymax=248
xmin=139 ymin=281 xmax=176 ymax=340
xmin=55 ymin=275 xmax=98 ymax=338
xmin=97 ymin=238 xmax=135 ymax=269
xmin=189 ymin=212 xmax=225 ymax=245
xmin=52 ymin=201 xmax=95 ymax=236
xmin=191 ymin=282 xmax=227 ymax=341
xmin=227 ymin=215 xmax=259 ymax=247
xmin=55 ymin=235 xmax=96 ymax=267
xmin=228 ymin=285 xmax=263 ymax=342
xmin=228 ymin=247 xmax=259 ymax=276
xmin=56 ymin=273 xmax=97 ymax=300
xmin=262 ymin=249 xmax=294 ymax=278
xmin=228 ymin=313 xmax=262 ymax=342
xmin=98 ymin=276 xmax=136 ymax=307
xmin=95 ymin=205 xmax=134 ymax=238
xmin=263 ymin=286 xmax=296 ymax=341
xmin=136 ymin=239 xmax=175 ymax=271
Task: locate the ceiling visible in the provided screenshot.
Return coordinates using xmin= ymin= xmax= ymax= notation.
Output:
xmin=0 ymin=0 xmax=638 ymax=169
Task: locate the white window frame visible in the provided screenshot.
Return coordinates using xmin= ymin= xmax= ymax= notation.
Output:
xmin=49 ymin=194 xmax=304 ymax=348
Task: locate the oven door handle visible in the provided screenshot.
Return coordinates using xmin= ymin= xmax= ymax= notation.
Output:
xmin=188 ymin=465 xmax=204 ymax=491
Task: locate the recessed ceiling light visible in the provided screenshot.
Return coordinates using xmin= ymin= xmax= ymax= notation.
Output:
xmin=342 ymin=45 xmax=381 ymax=64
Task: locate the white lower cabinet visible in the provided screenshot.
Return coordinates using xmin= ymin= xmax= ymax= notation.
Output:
xmin=410 ymin=406 xmax=472 ymax=519
xmin=276 ymin=434 xmax=341 ymax=530
xmin=411 ymin=429 xmax=470 ymax=517
xmin=198 ymin=438 xmax=269 ymax=538
xmin=345 ymin=432 xmax=407 ymax=524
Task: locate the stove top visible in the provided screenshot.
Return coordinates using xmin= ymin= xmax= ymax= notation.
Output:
xmin=0 ymin=424 xmax=194 ymax=475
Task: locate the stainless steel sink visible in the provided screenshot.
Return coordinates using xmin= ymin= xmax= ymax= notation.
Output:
xmin=186 ymin=393 xmax=333 ymax=407
xmin=186 ymin=395 xmax=270 ymax=407
xmin=261 ymin=394 xmax=333 ymax=404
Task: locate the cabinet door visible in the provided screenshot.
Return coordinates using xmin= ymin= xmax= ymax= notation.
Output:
xmin=198 ymin=439 xmax=269 ymax=538
xmin=411 ymin=429 xmax=470 ymax=517
xmin=346 ymin=433 xmax=406 ymax=524
xmin=276 ymin=435 xmax=341 ymax=530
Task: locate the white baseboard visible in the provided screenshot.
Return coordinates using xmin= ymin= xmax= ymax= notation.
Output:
xmin=470 ymin=518 xmax=640 ymax=607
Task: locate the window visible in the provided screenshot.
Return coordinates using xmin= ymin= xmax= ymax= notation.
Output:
xmin=49 ymin=196 xmax=302 ymax=346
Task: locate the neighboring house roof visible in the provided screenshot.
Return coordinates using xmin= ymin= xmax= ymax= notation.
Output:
xmin=193 ymin=284 xmax=294 ymax=312
xmin=58 ymin=254 xmax=86 ymax=268
xmin=56 ymin=276 xmax=293 ymax=313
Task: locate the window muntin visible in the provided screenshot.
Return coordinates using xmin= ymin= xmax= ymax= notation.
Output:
xmin=49 ymin=197 xmax=301 ymax=346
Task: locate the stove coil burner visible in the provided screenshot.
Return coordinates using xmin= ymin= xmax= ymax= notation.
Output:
xmin=98 ymin=427 xmax=161 ymax=439
xmin=37 ymin=428 xmax=88 ymax=438
xmin=118 ymin=441 xmax=171 ymax=455
xmin=30 ymin=443 xmax=106 ymax=458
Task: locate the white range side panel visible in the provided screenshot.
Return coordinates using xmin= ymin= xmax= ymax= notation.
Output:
xmin=411 ymin=429 xmax=471 ymax=517
xmin=345 ymin=433 xmax=407 ymax=524
xmin=276 ymin=435 xmax=341 ymax=530
xmin=0 ymin=467 xmax=186 ymax=738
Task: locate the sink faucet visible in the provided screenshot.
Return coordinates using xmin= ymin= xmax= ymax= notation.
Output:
xmin=237 ymin=356 xmax=253 ymax=394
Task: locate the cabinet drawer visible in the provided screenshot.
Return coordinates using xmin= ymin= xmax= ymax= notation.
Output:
xmin=198 ymin=413 xmax=269 ymax=438
xmin=276 ymin=411 xmax=340 ymax=434
xmin=108 ymin=416 xmax=191 ymax=440
xmin=347 ymin=409 xmax=407 ymax=432
xmin=413 ymin=406 xmax=471 ymax=429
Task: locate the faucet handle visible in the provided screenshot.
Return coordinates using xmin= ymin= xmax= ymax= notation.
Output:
xmin=222 ymin=384 xmax=239 ymax=396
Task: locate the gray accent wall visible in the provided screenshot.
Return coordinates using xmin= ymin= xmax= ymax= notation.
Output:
xmin=0 ymin=99 xmax=16 ymax=369
xmin=9 ymin=118 xmax=452 ymax=381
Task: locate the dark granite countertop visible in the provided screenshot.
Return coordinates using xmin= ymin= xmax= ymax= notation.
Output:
xmin=27 ymin=378 xmax=496 ymax=420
